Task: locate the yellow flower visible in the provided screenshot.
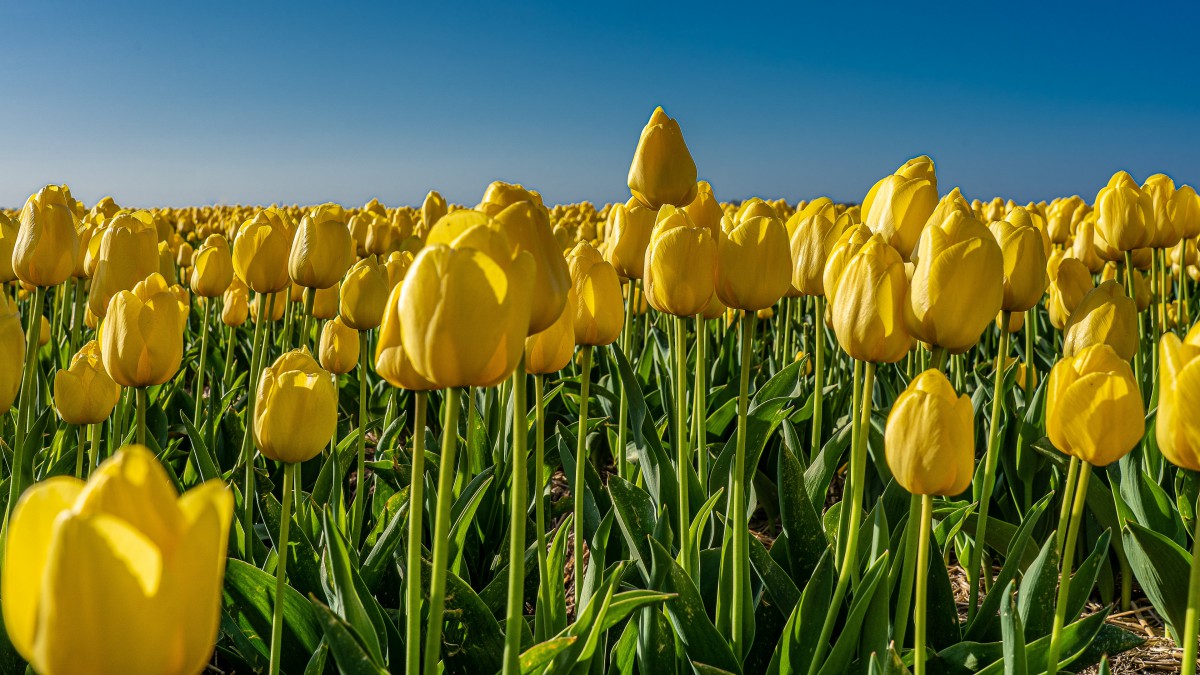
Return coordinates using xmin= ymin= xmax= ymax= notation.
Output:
xmin=643 ymin=206 xmax=717 ymax=317
xmin=990 ymin=219 xmax=1049 ymax=313
xmin=384 ymin=251 xmax=414 ymax=292
xmin=488 ymin=194 xmax=571 ymax=335
xmin=250 ymin=289 xmax=287 ymax=323
xmin=568 ymin=242 xmax=624 ymax=346
xmin=89 ymin=212 xmax=162 ymax=318
xmin=716 ymin=215 xmax=792 ymax=312
xmin=605 ymin=200 xmax=655 ymax=280
xmin=788 ymin=198 xmax=846 ymax=297
xmin=0 ymin=293 xmax=24 ymax=413
xmin=374 ymin=283 xmax=437 ymax=391
xmin=1062 ymin=280 xmax=1139 ymax=361
xmin=222 ymin=283 xmax=249 ymax=328
xmin=1047 ymin=344 xmax=1144 ymax=466
xmin=829 ymin=235 xmax=913 ymax=363
xmin=340 ymin=257 xmax=389 ymax=331
xmin=1142 ymin=174 xmax=1181 ymax=249
xmin=885 ymin=369 xmax=975 ymax=496
xmin=1095 ymin=178 xmax=1151 ymax=252
xmin=1157 ymin=332 xmax=1200 ymax=471
xmin=420 ymin=190 xmax=448 ymax=238
xmin=2 ymin=445 xmax=232 ymax=675
xmin=1169 ymin=185 xmax=1200 ymax=240
xmin=254 ymin=349 xmax=337 ymax=464
xmin=13 ymin=185 xmax=80 ymax=288
xmin=863 ymin=161 xmax=938 ymax=261
xmin=682 ymin=181 xmax=724 ymax=240
xmin=525 ymin=287 xmax=577 ymax=375
xmin=627 ymin=106 xmax=698 ymax=209
xmin=1047 ymin=257 xmax=1095 ymax=331
xmin=822 ymin=223 xmax=873 ymax=305
xmin=54 ymin=340 xmax=121 ymax=425
xmin=189 ymin=234 xmax=234 ymax=298
xmin=312 ymin=283 xmax=340 ymax=320
xmin=232 ymin=210 xmax=292 ymax=294
xmin=0 ymin=211 xmax=19 ymax=283
xmin=289 ymin=203 xmax=354 ymax=290
xmin=99 ymin=273 xmax=184 ymax=388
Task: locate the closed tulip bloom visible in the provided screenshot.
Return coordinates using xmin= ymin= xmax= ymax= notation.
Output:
xmin=822 ymin=223 xmax=874 ymax=304
xmin=1142 ymin=174 xmax=1181 ymax=249
xmin=734 ymin=198 xmax=779 ymax=224
xmin=1062 ymin=280 xmax=1139 ymax=361
xmin=319 ymin=316 xmax=359 ymax=376
xmin=1100 ymin=262 xmax=1150 ymax=311
xmin=190 ymin=235 xmax=234 ymax=298
xmin=1095 ymin=180 xmax=1151 ymax=252
xmin=1170 ymin=185 xmax=1200 ymax=240
xmin=1048 ymin=258 xmax=1095 ymax=330
xmin=1070 ymin=217 xmax=1106 ymax=273
xmin=232 ymin=210 xmax=292 ymax=294
xmin=525 ymin=287 xmax=577 ymax=375
xmin=998 ymin=310 xmax=1024 ymax=333
xmin=830 ymin=235 xmax=913 ymax=363
xmin=990 ymin=219 xmax=1049 ymax=312
xmin=289 ymin=204 xmax=354 ymax=290
xmin=716 ymin=215 xmax=792 ymax=311
xmin=364 ymin=216 xmax=397 ymax=256
xmin=0 ymin=211 xmax=17 ymax=283
xmin=627 ymin=106 xmax=698 ymax=209
xmin=908 ymin=210 xmax=1004 ymax=353
xmin=1047 ymin=197 xmax=1081 ymax=244
xmin=309 ymin=283 xmax=338 ymax=320
xmin=374 ymin=282 xmax=436 ymax=391
xmin=222 ymin=285 xmax=249 ymax=327
xmin=885 ymin=369 xmax=974 ymax=496
xmin=1004 ymin=205 xmax=1053 ymax=258
xmin=89 ymin=212 xmax=162 ymax=318
xmin=73 ymin=225 xmax=95 ymax=279
xmin=100 ymin=273 xmax=184 ymax=388
xmin=3 ymin=446 xmax=232 ymax=675
xmin=1158 ymin=333 xmax=1200 ymax=471
xmin=254 ymin=349 xmax=337 ymax=464
xmin=13 ymin=185 xmax=80 ymax=288
xmin=420 ymin=190 xmax=448 ymax=237
xmin=0 ymin=293 xmax=23 ymax=413
xmin=157 ymin=241 xmax=177 ymax=284
xmin=643 ymin=207 xmax=717 ymax=317
xmin=568 ymin=242 xmax=624 ymax=346
xmin=384 ymin=251 xmax=413 ymax=291
xmin=399 ymin=244 xmax=536 ymax=389
xmin=54 ymin=340 xmax=120 ymax=425
xmin=789 ymin=198 xmax=846 ymax=297
xmin=683 ymin=181 xmax=724 ymax=239
xmin=340 ymin=257 xmax=389 ymax=330
xmin=605 ymin=200 xmax=655 ymax=279
xmin=490 ymin=198 xmax=572 ymax=334
xmin=701 ymin=289 xmax=727 ymax=320
xmin=863 ymin=166 xmax=938 ymax=261
xmin=1047 ymin=344 xmax=1144 ymax=466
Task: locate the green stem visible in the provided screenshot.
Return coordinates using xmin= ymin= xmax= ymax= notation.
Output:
xmin=502 ymin=359 xmax=529 ymax=675
xmin=1123 ymin=252 xmax=1145 ymax=400
xmin=222 ymin=322 xmax=236 ymax=385
xmin=1055 ymin=457 xmax=1080 ymax=557
xmin=240 ymin=294 xmax=269 ymax=556
xmin=1183 ymin=490 xmax=1200 ymax=675
xmin=674 ymin=316 xmax=694 ymax=580
xmin=423 ymin=388 xmax=461 ymax=675
xmin=267 ymin=461 xmax=295 ymax=675
xmin=573 ymin=346 xmax=593 ymax=612
xmin=1046 ymin=463 xmax=1091 ymax=675
xmin=350 ymin=330 xmax=370 ymax=543
xmin=617 ymin=280 xmax=635 ymax=480
xmin=194 ymin=298 xmax=213 ymax=425
xmin=405 ymin=392 xmax=428 ymax=675
xmin=731 ymin=312 xmax=756 ymax=660
xmin=811 ymin=296 xmax=825 ymax=460
xmin=73 ymin=425 xmax=84 ymax=479
xmin=14 ymin=286 xmax=45 ymax=455
xmin=533 ymin=374 xmax=550 ymax=617
xmin=914 ymin=494 xmax=933 ymax=675
xmin=893 ymin=493 xmax=922 ymax=649
xmin=136 ymin=387 xmax=147 ymax=446
xmin=694 ymin=314 xmax=708 ymax=485
xmin=88 ymin=422 xmax=101 ymax=479
xmin=300 ymin=287 xmax=315 ymax=350
xmin=69 ymin=277 xmax=84 ymax=357
xmin=968 ymin=317 xmax=1011 ymax=621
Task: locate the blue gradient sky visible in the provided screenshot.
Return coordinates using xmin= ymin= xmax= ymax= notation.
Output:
xmin=2 ymin=1 xmax=1198 ymax=209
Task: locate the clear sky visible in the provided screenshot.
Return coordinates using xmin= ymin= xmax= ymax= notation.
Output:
xmin=2 ymin=1 xmax=1198 ymax=209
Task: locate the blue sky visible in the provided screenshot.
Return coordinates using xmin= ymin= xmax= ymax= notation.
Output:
xmin=2 ymin=1 xmax=1198 ymax=209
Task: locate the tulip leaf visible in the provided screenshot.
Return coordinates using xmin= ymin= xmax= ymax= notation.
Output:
xmin=311 ymin=599 xmax=389 ymax=675
xmin=1122 ymin=520 xmax=1192 ymax=638
xmin=222 ymin=559 xmax=323 ymax=673
xmin=769 ymin=552 xmax=834 ymax=675
xmin=649 ymin=538 xmax=741 ymax=674
xmin=999 ymin=581 xmax=1026 ymax=675
xmin=817 ymin=552 xmax=888 ymax=675
xmin=320 ymin=510 xmax=385 ymax=665
xmin=519 ymin=636 xmax=578 ymax=674
xmin=608 ymin=474 xmax=658 ymax=583
xmin=1016 ymin=536 xmax=1059 ymax=640
xmin=778 ymin=441 xmax=826 ymax=582
xmin=261 ymin=489 xmax=325 ymax=602
xmin=534 ymin=515 xmax=572 ymax=642
xmin=418 ymin=556 xmax=506 ymax=675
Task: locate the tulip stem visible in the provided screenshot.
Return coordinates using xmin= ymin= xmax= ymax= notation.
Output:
xmin=73 ymin=425 xmax=84 ymax=479
xmin=573 ymin=345 xmax=593 ymax=612
xmin=533 ymin=373 xmax=552 ymax=631
xmin=88 ymin=422 xmax=101 ymax=479
xmin=136 ymin=387 xmax=147 ymax=446
xmin=13 ymin=286 xmax=45 ymax=466
xmin=674 ymin=316 xmax=694 ymax=580
xmin=694 ymin=314 xmax=708 ymax=486
xmin=1046 ymin=462 xmax=1091 ymax=675
xmin=502 ymin=359 xmax=529 ymax=675
xmin=268 ymin=461 xmax=295 ymax=675
xmin=1124 ymin=252 xmax=1145 ymax=399
xmin=194 ymin=298 xmax=213 ymax=427
xmin=1183 ymin=490 xmax=1200 ymax=675
xmin=616 ymin=280 xmax=635 ymax=481
xmin=240 ymin=294 xmax=269 ymax=557
xmin=300 ymin=287 xmax=315 ymax=351
xmin=968 ymin=318 xmax=1011 ymax=621
xmin=730 ymin=312 xmax=756 ymax=661
xmin=423 ymin=388 xmax=461 ymax=675
xmin=1055 ymin=457 xmax=1080 ymax=557
xmin=914 ymin=494 xmax=933 ymax=675
xmin=811 ymin=296 xmax=825 ymax=461
xmin=405 ymin=391 xmax=428 ymax=675
xmin=809 ymin=359 xmax=875 ymax=675
xmin=68 ymin=277 xmax=84 ymax=357
xmin=893 ymin=493 xmax=922 ymax=649
xmin=350 ymin=330 xmax=370 ymax=543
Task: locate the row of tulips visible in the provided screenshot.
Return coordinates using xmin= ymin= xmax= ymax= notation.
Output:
xmin=0 ymin=106 xmax=1197 ymax=674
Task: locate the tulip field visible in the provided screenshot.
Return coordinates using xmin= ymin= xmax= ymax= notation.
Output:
xmin=2 ymin=106 xmax=1200 ymax=675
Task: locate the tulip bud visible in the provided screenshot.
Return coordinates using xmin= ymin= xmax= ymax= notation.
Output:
xmin=0 ymin=293 xmax=24 ymax=413
xmin=13 ymin=185 xmax=80 ymax=288
xmin=420 ymin=191 xmax=448 ymax=238
xmin=627 ymin=107 xmax=698 ymax=209
xmin=289 ymin=204 xmax=354 ymax=290
xmin=1047 ymin=258 xmax=1095 ymax=331
xmin=990 ymin=219 xmax=1049 ymax=312
xmin=863 ymin=161 xmax=938 ymax=261
xmin=643 ymin=206 xmax=717 ymax=317
xmin=682 ymin=181 xmax=724 ymax=240
xmin=1158 ymin=332 xmax=1200 ymax=471
xmin=716 ymin=215 xmax=792 ymax=311
xmin=319 ymin=316 xmax=359 ymax=375
xmin=99 ymin=273 xmax=184 ymax=388
xmin=54 ymin=340 xmax=121 ymax=425
xmin=885 ymin=369 xmax=974 ymax=496
xmin=1142 ymin=174 xmax=1181 ymax=249
xmin=789 ymin=199 xmax=846 ymax=297
xmin=374 ymin=283 xmax=436 ymax=391
xmin=830 ymin=235 xmax=913 ymax=363
xmin=0 ymin=211 xmax=18 ymax=283
xmin=1170 ymin=185 xmax=1200 ymax=240
xmin=222 ymin=284 xmax=249 ymax=327
xmin=190 ymin=235 xmax=234 ymax=298
xmin=1095 ymin=179 xmax=1151 ymax=252
xmin=340 ymin=257 xmax=389 ymax=331
xmin=1062 ymin=280 xmax=1139 ymax=361
xmin=254 ymin=349 xmax=337 ymax=464
xmin=525 ymin=287 xmax=577 ymax=375
xmin=89 ymin=212 xmax=162 ymax=318
xmin=908 ymin=210 xmax=1004 ymax=353
xmin=310 ymin=283 xmax=338 ymax=320
xmin=1047 ymin=344 xmax=1144 ymax=466
xmin=568 ymin=242 xmax=624 ymax=346
xmin=605 ymin=201 xmax=655 ymax=279
xmin=233 ymin=210 xmax=292 ymax=294
xmin=2 ymin=445 xmax=232 ymax=674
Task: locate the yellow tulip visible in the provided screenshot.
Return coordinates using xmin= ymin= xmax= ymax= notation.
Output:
xmin=340 ymin=257 xmax=389 ymax=331
xmin=374 ymin=282 xmax=437 ymax=391
xmin=1142 ymin=174 xmax=1181 ymax=249
xmin=734 ymin=198 xmax=779 ymax=224
xmin=222 ymin=284 xmax=249 ymax=327
xmin=1046 ymin=344 xmax=1144 ymax=466
xmin=0 ymin=211 xmax=18 ymax=283
xmin=2 ymin=445 xmax=232 ymax=675
xmin=1157 ymin=332 xmax=1200 ymax=471
xmin=13 ymin=185 xmax=80 ymax=288
xmin=716 ymin=215 xmax=792 ymax=311
xmin=990 ymin=219 xmax=1049 ymax=312
xmin=822 ymin=223 xmax=873 ymax=305
xmin=289 ymin=203 xmax=354 ymax=290
xmin=1169 ymin=185 xmax=1200 ymax=239
xmin=884 ymin=369 xmax=975 ymax=496
xmin=54 ymin=340 xmax=121 ymax=425
xmin=489 ymin=195 xmax=571 ymax=335
xmin=232 ymin=210 xmax=292 ymax=294
xmin=863 ymin=162 xmax=938 ymax=261
xmin=99 ymin=273 xmax=184 ymax=388
xmin=643 ymin=206 xmax=717 ymax=317
xmin=158 ymin=241 xmax=176 ymax=285
xmin=605 ymin=200 xmax=655 ymax=279
xmin=788 ymin=198 xmax=846 ymax=297
xmin=1047 ymin=196 xmax=1081 ymax=245
xmin=0 ymin=293 xmax=23 ymax=413
xmin=1070 ymin=218 xmax=1106 ymax=273
xmin=384 ymin=251 xmax=414 ymax=292
xmin=420 ymin=190 xmax=448 ymax=238
xmin=568 ymin=242 xmax=624 ymax=346
xmin=627 ymin=106 xmax=698 ymax=209
xmin=319 ymin=315 xmax=360 ymax=376
xmin=683 ymin=181 xmax=724 ymax=240
xmin=364 ymin=216 xmax=397 ymax=256
xmin=89 ymin=212 xmax=162 ymax=318
xmin=254 ymin=349 xmax=337 ymax=464
xmin=309 ymin=283 xmax=338 ymax=320
xmin=399 ymin=243 xmax=535 ymax=389
xmin=830 ymin=235 xmax=913 ymax=363
xmin=1095 ymin=179 xmax=1151 ymax=252
xmin=1100 ymin=262 xmax=1150 ymax=311
xmin=251 ymin=289 xmax=287 ymax=323
xmin=190 ymin=235 xmax=234 ymax=298
xmin=1062 ymin=280 xmax=1139 ymax=361
xmin=525 ymin=287 xmax=577 ymax=375
xmin=1047 ymin=258 xmax=1095 ymax=331
xmin=908 ymin=210 xmax=1004 ymax=353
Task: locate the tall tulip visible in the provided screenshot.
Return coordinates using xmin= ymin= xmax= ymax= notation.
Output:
xmin=605 ymin=200 xmax=655 ymax=280
xmin=863 ymin=163 xmax=938 ymax=261
xmin=12 ymin=185 xmax=80 ymax=289
xmin=289 ymin=204 xmax=354 ymax=347
xmin=644 ymin=207 xmax=717 ymax=317
xmin=1062 ymin=280 xmax=1139 ymax=362
xmin=0 ymin=211 xmax=18 ymax=283
xmin=0 ymin=292 xmax=22 ymax=417
xmin=627 ymin=106 xmax=698 ymax=209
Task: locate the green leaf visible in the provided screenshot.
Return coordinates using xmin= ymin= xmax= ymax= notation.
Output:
xmin=221 ymin=559 xmax=323 ymax=674
xmin=311 ymin=600 xmax=389 ymax=675
xmin=999 ymin=581 xmax=1026 ymax=675
xmin=320 ymin=510 xmax=384 ymax=664
xmin=520 ymin=636 xmax=578 ymax=674
xmin=818 ymin=553 xmax=889 ymax=675
xmin=771 ymin=549 xmax=832 ymax=674
xmin=1123 ymin=520 xmax=1192 ymax=638
xmin=608 ymin=475 xmax=658 ymax=583
xmin=1016 ymin=536 xmax=1059 ymax=640
xmin=778 ymin=442 xmax=826 ymax=581
xmin=649 ymin=538 xmax=741 ymax=673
